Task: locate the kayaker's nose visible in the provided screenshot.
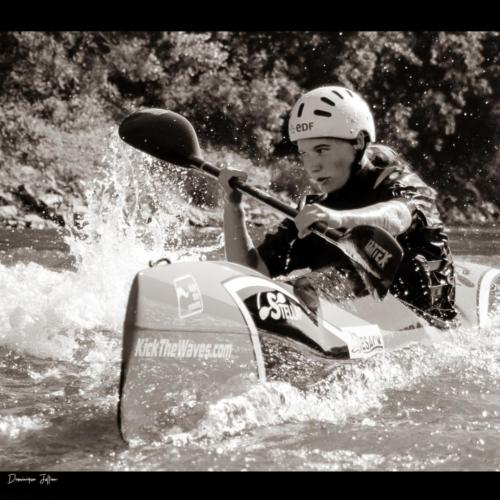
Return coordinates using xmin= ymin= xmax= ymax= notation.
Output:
xmin=304 ymin=160 xmax=324 ymax=177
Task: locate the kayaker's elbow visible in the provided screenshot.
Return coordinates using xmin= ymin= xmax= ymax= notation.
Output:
xmin=385 ymin=201 xmax=413 ymax=236
xmin=225 ymin=249 xmax=270 ymax=277
xmin=248 ymin=248 xmax=271 ymax=277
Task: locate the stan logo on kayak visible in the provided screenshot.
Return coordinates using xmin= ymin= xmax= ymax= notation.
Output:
xmin=364 ymin=239 xmax=392 ymax=269
xmin=174 ymin=274 xmax=204 ymax=319
xmin=257 ymin=291 xmax=302 ymax=321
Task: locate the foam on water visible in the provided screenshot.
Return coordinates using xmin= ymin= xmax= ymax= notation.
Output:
xmin=1 ymin=131 xmax=500 ymax=470
xmin=0 ymin=415 xmax=49 ymax=440
xmin=0 ymin=132 xmax=223 ymax=362
xmin=153 ymin=320 xmax=500 ymax=450
xmin=107 ymin=317 xmax=500 ymax=470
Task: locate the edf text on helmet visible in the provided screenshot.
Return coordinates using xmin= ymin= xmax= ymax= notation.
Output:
xmin=295 ymin=122 xmax=314 ymax=132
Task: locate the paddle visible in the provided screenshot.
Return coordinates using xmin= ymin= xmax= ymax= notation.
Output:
xmin=118 ymin=108 xmax=403 ymax=298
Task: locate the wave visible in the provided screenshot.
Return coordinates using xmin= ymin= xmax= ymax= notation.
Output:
xmin=0 ymin=136 xmax=224 ymax=361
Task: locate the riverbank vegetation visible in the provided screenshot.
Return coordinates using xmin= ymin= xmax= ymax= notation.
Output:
xmin=1 ymin=32 xmax=499 ymax=229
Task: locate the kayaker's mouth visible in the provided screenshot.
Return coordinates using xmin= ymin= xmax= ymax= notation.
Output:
xmin=316 ymin=177 xmax=331 ymax=184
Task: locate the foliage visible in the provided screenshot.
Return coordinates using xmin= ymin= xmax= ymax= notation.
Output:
xmin=1 ymin=31 xmax=499 ymax=224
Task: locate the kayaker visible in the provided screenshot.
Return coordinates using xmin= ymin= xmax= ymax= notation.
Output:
xmin=219 ymin=85 xmax=458 ymax=324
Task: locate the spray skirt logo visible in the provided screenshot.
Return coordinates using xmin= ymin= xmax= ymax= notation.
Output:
xmin=257 ymin=291 xmax=302 ymax=321
xmin=174 ymin=274 xmax=204 ymax=319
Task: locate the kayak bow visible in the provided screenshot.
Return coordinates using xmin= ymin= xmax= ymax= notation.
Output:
xmin=118 ymin=258 xmax=500 ymax=443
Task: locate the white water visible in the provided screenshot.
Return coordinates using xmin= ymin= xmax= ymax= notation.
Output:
xmin=1 ymin=134 xmax=500 ymax=471
xmin=0 ymin=133 xmax=222 ymax=361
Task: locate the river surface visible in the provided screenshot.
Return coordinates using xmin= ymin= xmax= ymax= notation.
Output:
xmin=1 ymin=143 xmax=499 ymax=471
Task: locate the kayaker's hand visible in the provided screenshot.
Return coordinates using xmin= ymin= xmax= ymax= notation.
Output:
xmin=294 ymin=204 xmax=344 ymax=239
xmin=218 ymin=168 xmax=248 ymax=205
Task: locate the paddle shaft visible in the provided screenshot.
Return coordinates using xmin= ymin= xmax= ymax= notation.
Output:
xmin=189 ymin=156 xmax=343 ymax=244
xmin=117 ymin=107 xmax=404 ymax=291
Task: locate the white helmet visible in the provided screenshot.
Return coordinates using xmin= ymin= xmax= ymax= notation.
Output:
xmin=288 ymin=86 xmax=376 ymax=143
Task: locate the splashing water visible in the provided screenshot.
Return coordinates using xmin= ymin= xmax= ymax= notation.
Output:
xmin=0 ymin=131 xmax=223 ymax=362
xmin=0 ymin=131 xmax=225 ymax=470
xmin=156 ymin=323 xmax=500 ymax=441
xmin=1 ymin=132 xmax=500 ymax=470
xmin=110 ymin=320 xmax=500 ymax=471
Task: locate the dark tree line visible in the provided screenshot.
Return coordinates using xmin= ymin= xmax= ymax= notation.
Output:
xmin=1 ymin=31 xmax=499 ymax=223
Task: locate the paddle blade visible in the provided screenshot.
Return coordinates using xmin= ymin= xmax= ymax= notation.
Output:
xmin=118 ymin=108 xmax=201 ymax=167
xmin=340 ymin=225 xmax=403 ymax=295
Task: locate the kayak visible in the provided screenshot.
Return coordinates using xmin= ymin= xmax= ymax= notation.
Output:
xmin=118 ymin=258 xmax=500 ymax=443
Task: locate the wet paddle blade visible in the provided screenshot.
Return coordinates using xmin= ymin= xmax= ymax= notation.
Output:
xmin=118 ymin=109 xmax=201 ymax=167
xmin=338 ymin=225 xmax=403 ymax=297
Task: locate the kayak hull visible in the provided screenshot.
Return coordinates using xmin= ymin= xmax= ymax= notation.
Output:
xmin=118 ymin=259 xmax=500 ymax=442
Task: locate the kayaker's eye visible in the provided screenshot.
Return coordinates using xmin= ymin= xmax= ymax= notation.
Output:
xmin=313 ymin=146 xmax=330 ymax=155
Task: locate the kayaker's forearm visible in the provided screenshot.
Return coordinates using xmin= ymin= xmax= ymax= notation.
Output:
xmin=223 ymin=202 xmax=270 ymax=275
xmin=223 ymin=203 xmax=252 ymax=259
xmin=340 ymin=200 xmax=412 ymax=236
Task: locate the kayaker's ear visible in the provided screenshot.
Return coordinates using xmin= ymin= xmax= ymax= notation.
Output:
xmin=353 ymin=132 xmax=366 ymax=151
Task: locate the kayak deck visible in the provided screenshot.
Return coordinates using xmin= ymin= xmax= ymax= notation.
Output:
xmin=118 ymin=259 xmax=500 ymax=443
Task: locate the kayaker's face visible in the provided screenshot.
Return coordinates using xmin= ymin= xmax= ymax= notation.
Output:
xmin=297 ymin=138 xmax=355 ymax=193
